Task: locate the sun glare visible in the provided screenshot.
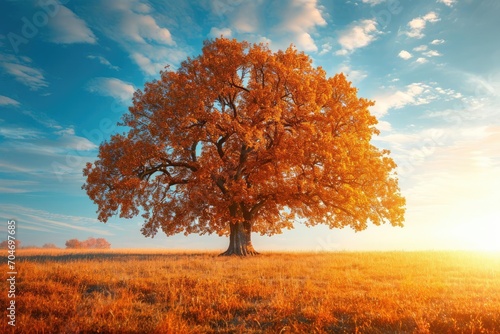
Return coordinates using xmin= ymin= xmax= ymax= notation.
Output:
xmin=455 ymin=212 xmax=500 ymax=252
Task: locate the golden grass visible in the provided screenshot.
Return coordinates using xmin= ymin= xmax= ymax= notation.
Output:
xmin=1 ymin=250 xmax=500 ymax=333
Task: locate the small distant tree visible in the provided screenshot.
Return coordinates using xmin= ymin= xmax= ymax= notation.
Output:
xmin=42 ymin=243 xmax=59 ymax=249
xmin=65 ymin=238 xmax=82 ymax=249
xmin=65 ymin=237 xmax=111 ymax=249
xmin=0 ymin=240 xmax=21 ymax=249
xmin=81 ymin=237 xmax=96 ymax=248
xmin=94 ymin=238 xmax=111 ymax=249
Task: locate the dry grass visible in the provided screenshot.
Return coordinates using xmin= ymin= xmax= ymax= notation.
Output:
xmin=1 ymin=250 xmax=500 ymax=333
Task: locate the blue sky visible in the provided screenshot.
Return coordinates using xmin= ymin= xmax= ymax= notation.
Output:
xmin=1 ymin=0 xmax=499 ymax=251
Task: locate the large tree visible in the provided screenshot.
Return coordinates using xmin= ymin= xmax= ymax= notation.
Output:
xmin=83 ymin=38 xmax=405 ymax=256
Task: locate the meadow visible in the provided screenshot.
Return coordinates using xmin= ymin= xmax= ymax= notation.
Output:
xmin=1 ymin=250 xmax=500 ymax=333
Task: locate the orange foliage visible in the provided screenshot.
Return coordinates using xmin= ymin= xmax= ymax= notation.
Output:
xmin=83 ymin=38 xmax=405 ymax=250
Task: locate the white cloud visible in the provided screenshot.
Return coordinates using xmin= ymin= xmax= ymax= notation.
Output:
xmin=87 ymin=77 xmax=135 ymax=104
xmin=405 ymin=11 xmax=440 ymax=39
xmin=361 ymin=0 xmax=387 ymax=5
xmin=338 ymin=63 xmax=367 ymax=83
xmin=127 ymin=46 xmax=186 ymax=76
xmin=398 ymin=50 xmax=412 ymax=60
xmin=437 ymin=0 xmax=457 ymax=7
xmin=336 ymin=19 xmax=379 ymax=55
xmin=54 ymin=127 xmax=97 ymax=151
xmin=335 ymin=49 xmax=349 ymax=56
xmin=209 ymin=27 xmax=232 ymax=38
xmin=423 ymin=50 xmax=442 ymax=57
xmin=413 ymin=45 xmax=428 ymax=52
xmin=0 ymin=95 xmax=20 ymax=106
xmin=94 ymin=0 xmax=183 ymax=76
xmin=431 ymin=39 xmax=445 ymax=45
xmin=231 ymin=1 xmax=260 ymax=33
xmin=376 ymin=120 xmax=392 ymax=132
xmin=46 ymin=5 xmax=96 ymax=44
xmin=120 ymin=11 xmax=173 ymax=45
xmin=130 ymin=53 xmax=164 ymax=76
xmin=274 ymin=0 xmax=327 ymax=52
xmin=434 ymin=87 xmax=463 ymax=99
xmin=415 ymin=57 xmax=428 ymax=64
xmin=87 ymin=55 xmax=119 ymax=70
xmin=0 ymin=53 xmax=48 ymax=90
xmin=318 ymin=42 xmax=332 ymax=55
xmin=212 ymin=0 xmax=326 ymax=52
xmin=371 ymin=82 xmax=436 ymax=117
xmin=423 ymin=12 xmax=439 ymax=22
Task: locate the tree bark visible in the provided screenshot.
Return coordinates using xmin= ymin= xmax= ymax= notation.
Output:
xmin=219 ymin=221 xmax=259 ymax=256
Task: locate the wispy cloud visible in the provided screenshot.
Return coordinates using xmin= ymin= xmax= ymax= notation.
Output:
xmin=361 ymin=0 xmax=388 ymax=5
xmin=338 ymin=62 xmax=367 ymax=83
xmin=22 ymin=110 xmax=62 ymax=130
xmin=46 ymin=5 xmax=97 ymax=44
xmin=274 ymin=0 xmax=327 ymax=52
xmin=371 ymin=82 xmax=438 ymax=117
xmin=431 ymin=39 xmax=445 ymax=45
xmin=0 ymin=54 xmax=48 ymax=90
xmin=87 ymin=77 xmax=135 ymax=104
xmin=0 ymin=179 xmax=38 ymax=194
xmin=0 ymin=204 xmax=113 ymax=236
xmin=0 ymin=95 xmax=20 ymax=106
xmin=413 ymin=45 xmax=428 ymax=52
xmin=437 ymin=0 xmax=457 ymax=7
xmin=209 ymin=27 xmax=232 ymax=38
xmin=404 ymin=12 xmax=440 ymax=39
xmin=336 ymin=19 xmax=379 ymax=55
xmin=87 ymin=55 xmax=119 ymax=70
xmin=230 ymin=1 xmax=260 ymax=33
xmin=210 ymin=0 xmax=326 ymax=52
xmin=0 ymin=114 xmax=96 ymax=192
xmin=318 ymin=42 xmax=332 ymax=55
xmin=410 ymin=41 xmax=443 ymax=63
xmin=93 ymin=0 xmax=182 ymax=76
xmin=0 ymin=127 xmax=41 ymax=140
xmin=54 ymin=127 xmax=97 ymax=151
xmin=415 ymin=57 xmax=428 ymax=64
xmin=423 ymin=50 xmax=442 ymax=57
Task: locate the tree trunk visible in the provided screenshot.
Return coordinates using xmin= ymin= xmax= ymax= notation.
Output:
xmin=220 ymin=221 xmax=259 ymax=256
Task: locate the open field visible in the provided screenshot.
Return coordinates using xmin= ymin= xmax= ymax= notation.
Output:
xmin=1 ymin=250 xmax=500 ymax=333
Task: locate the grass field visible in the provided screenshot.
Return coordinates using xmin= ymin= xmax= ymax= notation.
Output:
xmin=1 ymin=250 xmax=500 ymax=333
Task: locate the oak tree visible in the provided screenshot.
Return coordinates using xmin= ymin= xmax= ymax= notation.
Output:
xmin=83 ymin=38 xmax=405 ymax=256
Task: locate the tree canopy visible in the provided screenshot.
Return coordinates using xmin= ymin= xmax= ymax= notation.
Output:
xmin=83 ymin=38 xmax=405 ymax=255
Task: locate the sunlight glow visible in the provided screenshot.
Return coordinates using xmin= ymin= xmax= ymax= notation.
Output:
xmin=452 ymin=212 xmax=500 ymax=251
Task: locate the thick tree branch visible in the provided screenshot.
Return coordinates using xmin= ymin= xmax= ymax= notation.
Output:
xmin=216 ymin=135 xmax=228 ymax=160
xmin=229 ymin=80 xmax=250 ymax=93
xmin=190 ymin=141 xmax=198 ymax=162
xmin=211 ymin=174 xmax=228 ymax=194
